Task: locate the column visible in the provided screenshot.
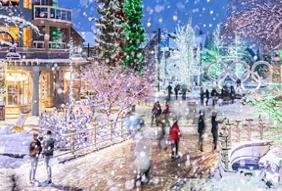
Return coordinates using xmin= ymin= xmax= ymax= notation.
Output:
xmin=32 ymin=67 xmax=40 ymax=116
xmin=45 ymin=25 xmax=50 ymax=51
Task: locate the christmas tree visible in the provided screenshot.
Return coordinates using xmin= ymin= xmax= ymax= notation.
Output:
xmin=122 ymin=0 xmax=146 ymax=71
xmin=95 ymin=0 xmax=125 ymax=65
xmin=52 ymin=0 xmax=61 ymax=49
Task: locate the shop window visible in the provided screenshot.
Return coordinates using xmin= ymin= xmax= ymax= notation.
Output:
xmin=0 ymin=26 xmax=19 ymax=43
xmin=6 ymin=71 xmax=32 ymax=106
xmin=23 ymin=0 xmax=32 ymax=9
xmin=23 ymin=28 xmax=32 ymax=47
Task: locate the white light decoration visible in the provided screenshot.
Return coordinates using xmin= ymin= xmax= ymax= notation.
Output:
xmin=69 ymin=37 xmax=74 ymax=105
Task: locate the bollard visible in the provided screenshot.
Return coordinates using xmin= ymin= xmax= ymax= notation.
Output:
xmin=70 ymin=129 xmax=76 ymax=155
xmin=246 ymin=119 xmax=253 ymax=141
xmin=93 ymin=122 xmax=97 ymax=148
xmin=235 ymin=120 xmax=241 ymax=142
xmin=258 ymin=116 xmax=264 ymax=140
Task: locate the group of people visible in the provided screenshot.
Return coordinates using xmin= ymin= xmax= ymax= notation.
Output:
xmin=29 ymin=130 xmax=55 ymax=185
xmin=197 ymin=111 xmax=226 ymax=152
xmin=167 ymin=84 xmax=189 ymax=101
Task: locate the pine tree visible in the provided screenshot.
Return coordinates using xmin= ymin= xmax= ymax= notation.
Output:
xmin=122 ymin=0 xmax=146 ymax=71
xmin=95 ymin=0 xmax=125 ymax=65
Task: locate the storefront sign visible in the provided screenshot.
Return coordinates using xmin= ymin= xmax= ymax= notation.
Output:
xmin=0 ymin=106 xmax=5 ymax=121
xmin=14 ymin=113 xmax=28 ymax=128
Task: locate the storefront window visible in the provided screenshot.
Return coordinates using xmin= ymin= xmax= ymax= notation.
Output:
xmin=6 ymin=71 xmax=32 ymax=106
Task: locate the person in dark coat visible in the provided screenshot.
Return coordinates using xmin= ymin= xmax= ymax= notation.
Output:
xmin=198 ymin=110 xmax=205 ymax=152
xmin=151 ymin=101 xmax=162 ymax=126
xmin=211 ymin=88 xmax=218 ymax=106
xmin=167 ymin=84 xmax=172 ymax=101
xmin=205 ymin=89 xmax=210 ymax=106
xmin=42 ymin=130 xmax=55 ymax=184
xmin=181 ymin=84 xmax=187 ymax=101
xmin=29 ymin=133 xmax=42 ymax=184
xmin=174 ymin=85 xmax=180 ymax=100
xmin=211 ymin=112 xmax=226 ymax=152
xmin=200 ymin=89 xmax=205 ymax=105
xmin=230 ymin=85 xmax=236 ymax=104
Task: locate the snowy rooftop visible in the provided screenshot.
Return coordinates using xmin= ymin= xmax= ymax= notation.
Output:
xmin=78 ymin=31 xmax=96 ymax=46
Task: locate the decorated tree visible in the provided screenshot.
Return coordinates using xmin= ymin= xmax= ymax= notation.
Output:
xmin=82 ymin=61 xmax=154 ymax=128
xmin=166 ymin=15 xmax=201 ymax=85
xmin=94 ymin=0 xmax=125 ymax=65
xmin=223 ymin=0 xmax=282 ymax=52
xmin=51 ymin=0 xmax=61 ymax=49
xmin=122 ymin=0 xmax=146 ymax=71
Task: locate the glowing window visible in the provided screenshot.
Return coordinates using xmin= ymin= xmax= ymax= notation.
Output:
xmin=23 ymin=28 xmax=32 ymax=47
xmin=23 ymin=0 xmax=32 ymax=9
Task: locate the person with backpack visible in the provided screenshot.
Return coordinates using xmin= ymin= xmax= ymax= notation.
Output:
xmin=42 ymin=130 xmax=55 ymax=184
xmin=151 ymin=100 xmax=162 ymax=126
xmin=29 ymin=133 xmax=42 ymax=185
xmin=169 ymin=119 xmax=182 ymax=159
xmin=198 ymin=110 xmax=205 ymax=152
xmin=211 ymin=112 xmax=226 ymax=152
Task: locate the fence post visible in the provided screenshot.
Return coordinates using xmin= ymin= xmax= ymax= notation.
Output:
xmin=258 ymin=116 xmax=264 ymax=140
xmin=70 ymin=129 xmax=76 ymax=155
xmin=110 ymin=119 xmax=113 ymax=143
xmin=226 ymin=119 xmax=233 ymax=145
xmin=246 ymin=119 xmax=253 ymax=141
xmin=120 ymin=117 xmax=124 ymax=139
xmin=235 ymin=120 xmax=241 ymax=142
xmin=93 ymin=122 xmax=97 ymax=148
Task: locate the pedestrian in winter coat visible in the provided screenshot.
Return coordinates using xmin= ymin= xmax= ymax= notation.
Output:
xmin=182 ymin=85 xmax=187 ymax=101
xmin=162 ymin=101 xmax=170 ymax=126
xmin=205 ymin=89 xmax=210 ymax=106
xmin=211 ymin=88 xmax=218 ymax=106
xmin=167 ymin=84 xmax=172 ymax=101
xmin=200 ymin=90 xmax=205 ymax=105
xmin=29 ymin=133 xmax=42 ymax=184
xmin=169 ymin=120 xmax=182 ymax=159
xmin=198 ymin=111 xmax=205 ymax=152
xmin=211 ymin=112 xmax=226 ymax=152
xmin=174 ymin=85 xmax=180 ymax=100
xmin=42 ymin=130 xmax=55 ymax=184
xmin=151 ymin=101 xmax=162 ymax=126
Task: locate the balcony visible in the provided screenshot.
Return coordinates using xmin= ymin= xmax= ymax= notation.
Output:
xmin=33 ymin=41 xmax=68 ymax=50
xmin=33 ymin=5 xmax=72 ymax=24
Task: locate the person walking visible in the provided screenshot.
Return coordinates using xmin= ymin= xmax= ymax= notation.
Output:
xmin=42 ymin=130 xmax=55 ymax=184
xmin=167 ymin=84 xmax=172 ymax=101
xmin=230 ymin=85 xmax=236 ymax=104
xmin=169 ymin=119 xmax=182 ymax=159
xmin=174 ymin=84 xmax=179 ymax=100
xmin=200 ymin=89 xmax=205 ymax=105
xmin=211 ymin=88 xmax=218 ymax=106
xmin=182 ymin=84 xmax=187 ymax=101
xmin=29 ymin=133 xmax=42 ymax=185
xmin=211 ymin=112 xmax=226 ymax=152
xmin=151 ymin=100 xmax=162 ymax=126
xmin=198 ymin=110 xmax=205 ymax=152
xmin=205 ymin=89 xmax=210 ymax=106
xmin=162 ymin=101 xmax=170 ymax=126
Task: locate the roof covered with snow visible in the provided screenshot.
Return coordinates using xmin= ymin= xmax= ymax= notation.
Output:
xmin=78 ymin=31 xmax=96 ymax=46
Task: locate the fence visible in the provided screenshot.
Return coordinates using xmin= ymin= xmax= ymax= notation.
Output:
xmin=53 ymin=118 xmax=129 ymax=159
xmin=218 ymin=115 xmax=266 ymax=172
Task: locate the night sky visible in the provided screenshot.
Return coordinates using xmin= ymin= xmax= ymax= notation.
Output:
xmin=59 ymin=0 xmax=228 ymax=35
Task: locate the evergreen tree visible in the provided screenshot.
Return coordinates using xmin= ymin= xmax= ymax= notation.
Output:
xmin=95 ymin=0 xmax=125 ymax=65
xmin=122 ymin=0 xmax=146 ymax=71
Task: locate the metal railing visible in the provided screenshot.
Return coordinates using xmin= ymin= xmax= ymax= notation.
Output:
xmin=33 ymin=41 xmax=68 ymax=50
xmin=33 ymin=5 xmax=72 ymax=23
xmin=53 ymin=118 xmax=128 ymax=159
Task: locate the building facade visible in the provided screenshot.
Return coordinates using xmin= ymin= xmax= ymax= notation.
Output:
xmin=0 ymin=0 xmax=88 ymax=117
